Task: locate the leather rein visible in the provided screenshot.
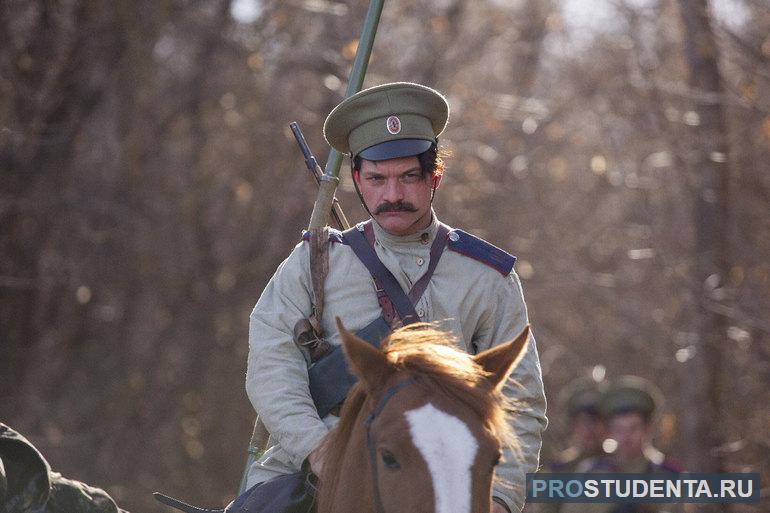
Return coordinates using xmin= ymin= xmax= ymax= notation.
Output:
xmin=362 ymin=377 xmax=418 ymax=513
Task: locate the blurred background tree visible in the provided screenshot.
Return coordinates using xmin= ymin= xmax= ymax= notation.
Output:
xmin=1 ymin=0 xmax=767 ymax=511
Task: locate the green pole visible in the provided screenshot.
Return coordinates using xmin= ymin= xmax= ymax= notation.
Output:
xmin=239 ymin=0 xmax=386 ymax=493
xmin=307 ymin=0 xmax=385 ymax=230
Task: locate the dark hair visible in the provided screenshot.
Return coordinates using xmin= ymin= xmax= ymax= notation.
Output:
xmin=352 ymin=142 xmax=447 ymax=178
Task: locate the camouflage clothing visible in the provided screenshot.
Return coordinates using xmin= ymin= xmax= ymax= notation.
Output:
xmin=0 ymin=423 xmax=126 ymax=513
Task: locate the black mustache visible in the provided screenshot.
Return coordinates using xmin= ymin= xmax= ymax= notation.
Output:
xmin=374 ymin=201 xmax=418 ymax=214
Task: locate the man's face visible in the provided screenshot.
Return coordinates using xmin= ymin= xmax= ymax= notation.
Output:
xmin=570 ymin=412 xmax=605 ymax=453
xmin=354 ymin=156 xmax=439 ymax=236
xmin=606 ymin=412 xmax=651 ymax=465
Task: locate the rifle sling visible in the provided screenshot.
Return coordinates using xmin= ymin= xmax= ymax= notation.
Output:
xmin=406 ymin=223 xmax=450 ymax=306
xmin=344 ymin=221 xmax=450 ymax=325
xmin=293 ymin=228 xmax=332 ymax=363
xmin=308 ymin=226 xmax=329 ymax=334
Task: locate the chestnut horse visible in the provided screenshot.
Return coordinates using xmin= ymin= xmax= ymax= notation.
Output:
xmin=317 ymin=319 xmax=530 ymax=513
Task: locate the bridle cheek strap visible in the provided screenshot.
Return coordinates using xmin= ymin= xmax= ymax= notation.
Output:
xmin=363 ymin=378 xmax=417 ymax=513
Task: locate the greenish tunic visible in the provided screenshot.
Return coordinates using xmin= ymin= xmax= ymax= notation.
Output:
xmin=245 ymin=214 xmax=547 ymax=512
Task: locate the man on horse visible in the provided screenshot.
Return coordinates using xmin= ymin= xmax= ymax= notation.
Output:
xmin=245 ymin=82 xmax=547 ymax=513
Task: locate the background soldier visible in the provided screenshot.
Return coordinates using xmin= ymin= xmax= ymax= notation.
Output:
xmin=556 ymin=376 xmax=681 ymax=513
xmin=0 ymin=423 xmax=127 ymax=513
xmin=531 ymin=377 xmax=606 ymax=513
xmin=548 ymin=377 xmax=607 ymax=474
xmin=598 ymin=375 xmax=682 ymax=475
xmin=245 ymin=82 xmax=547 ymax=512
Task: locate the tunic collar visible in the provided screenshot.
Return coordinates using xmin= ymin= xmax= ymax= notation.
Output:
xmin=370 ymin=209 xmax=439 ymax=247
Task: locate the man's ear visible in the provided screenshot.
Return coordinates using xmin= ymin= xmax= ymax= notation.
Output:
xmin=337 ymin=317 xmax=393 ymax=393
xmin=473 ymin=325 xmax=530 ymax=390
xmin=431 ymin=173 xmax=442 ymax=190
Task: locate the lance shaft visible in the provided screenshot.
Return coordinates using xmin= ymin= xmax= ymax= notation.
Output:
xmin=240 ymin=0 xmax=384 ymax=494
xmin=307 ymin=0 xmax=384 ymax=230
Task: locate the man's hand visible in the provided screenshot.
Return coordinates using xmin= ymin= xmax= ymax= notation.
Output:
xmin=308 ymin=442 xmax=327 ymax=479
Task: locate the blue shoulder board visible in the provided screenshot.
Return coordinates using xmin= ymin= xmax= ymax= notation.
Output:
xmin=301 ymin=228 xmax=345 ymax=244
xmin=446 ymin=230 xmax=516 ymax=276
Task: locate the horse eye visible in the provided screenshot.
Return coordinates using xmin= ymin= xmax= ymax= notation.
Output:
xmin=380 ymin=449 xmax=401 ymax=470
xmin=492 ymin=453 xmax=502 ymax=468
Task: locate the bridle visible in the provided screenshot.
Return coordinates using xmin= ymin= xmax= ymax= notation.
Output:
xmin=362 ymin=377 xmax=418 ymax=513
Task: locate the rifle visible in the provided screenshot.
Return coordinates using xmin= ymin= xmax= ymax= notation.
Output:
xmin=289 ymin=121 xmax=350 ymax=231
xmin=238 ymin=0 xmax=384 ymax=494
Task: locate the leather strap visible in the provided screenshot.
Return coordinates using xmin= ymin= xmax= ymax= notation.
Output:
xmin=294 ymin=227 xmax=332 ymax=363
xmin=307 ymin=221 xmax=450 ymax=417
xmin=308 ymin=226 xmax=329 ymax=335
xmin=364 ymin=377 xmax=417 ymax=513
xmin=345 ymin=224 xmax=420 ymax=325
xmin=344 ymin=220 xmax=450 ymax=326
xmin=408 ymin=223 xmax=450 ymax=305
xmin=362 ymin=223 xmax=398 ymax=324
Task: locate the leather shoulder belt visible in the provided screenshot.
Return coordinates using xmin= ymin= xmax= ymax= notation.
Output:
xmin=307 ymin=220 xmax=449 ymax=418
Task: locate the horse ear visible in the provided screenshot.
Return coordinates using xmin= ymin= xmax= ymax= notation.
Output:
xmin=473 ymin=325 xmax=530 ymax=390
xmin=336 ymin=317 xmax=394 ymax=392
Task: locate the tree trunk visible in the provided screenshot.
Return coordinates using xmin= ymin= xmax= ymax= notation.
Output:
xmin=676 ymin=0 xmax=730 ymax=486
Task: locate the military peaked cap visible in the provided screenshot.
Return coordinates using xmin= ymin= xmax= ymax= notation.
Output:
xmin=559 ymin=377 xmax=607 ymax=417
xmin=323 ymin=82 xmax=449 ymax=160
xmin=600 ymin=375 xmax=662 ymax=420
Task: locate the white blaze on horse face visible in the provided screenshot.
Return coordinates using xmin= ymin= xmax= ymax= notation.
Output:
xmin=405 ymin=403 xmax=479 ymax=513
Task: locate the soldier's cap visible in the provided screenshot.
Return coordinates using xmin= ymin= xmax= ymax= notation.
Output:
xmin=559 ymin=377 xmax=607 ymax=418
xmin=599 ymin=375 xmax=662 ymax=421
xmin=323 ymin=82 xmax=449 ymax=160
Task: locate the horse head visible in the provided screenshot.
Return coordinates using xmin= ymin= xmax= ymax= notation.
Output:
xmin=317 ymin=318 xmax=529 ymax=513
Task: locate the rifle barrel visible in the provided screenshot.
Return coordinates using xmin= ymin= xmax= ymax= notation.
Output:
xmin=290 ymin=121 xmax=350 ymax=231
xmin=289 ymin=121 xmax=320 ymax=182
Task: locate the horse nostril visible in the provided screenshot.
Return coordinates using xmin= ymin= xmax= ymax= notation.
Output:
xmin=380 ymin=449 xmax=401 ymax=470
